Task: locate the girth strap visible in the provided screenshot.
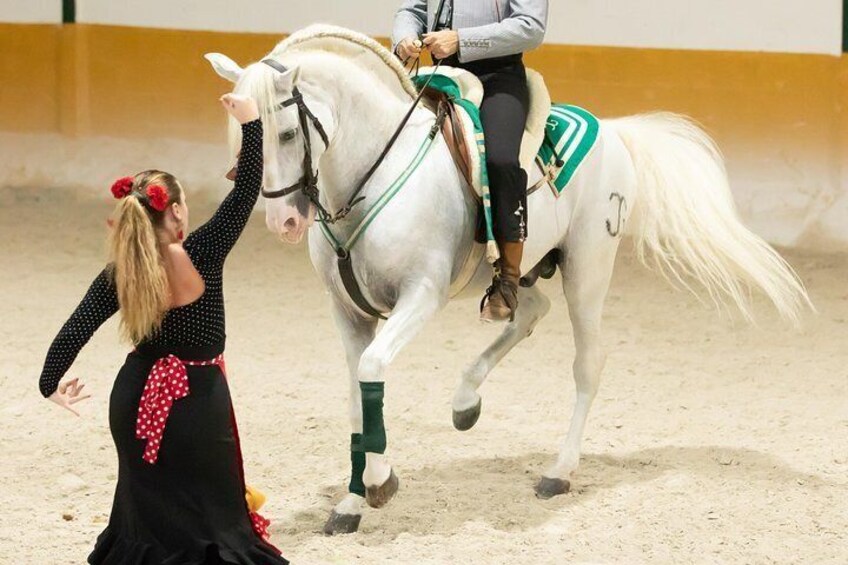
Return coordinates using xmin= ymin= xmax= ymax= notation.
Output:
xmin=338 ymin=254 xmax=387 ymax=320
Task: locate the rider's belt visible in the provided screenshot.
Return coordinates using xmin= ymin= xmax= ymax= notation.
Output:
xmin=446 ymin=53 xmax=523 ymax=74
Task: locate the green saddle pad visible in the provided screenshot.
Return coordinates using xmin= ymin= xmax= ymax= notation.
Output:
xmin=537 ymin=105 xmax=600 ymax=194
xmin=412 ymin=73 xmax=485 ymax=133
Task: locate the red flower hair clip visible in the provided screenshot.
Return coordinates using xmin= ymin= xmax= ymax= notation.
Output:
xmin=146 ymin=184 xmax=170 ymax=212
xmin=110 ymin=177 xmax=134 ymax=199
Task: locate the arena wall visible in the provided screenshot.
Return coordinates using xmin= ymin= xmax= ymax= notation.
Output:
xmin=77 ymin=0 xmax=844 ymax=55
xmin=0 ymin=1 xmax=62 ymax=24
xmin=1 ymin=1 xmax=847 ymax=251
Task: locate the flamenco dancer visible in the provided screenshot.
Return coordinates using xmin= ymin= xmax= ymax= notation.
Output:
xmin=38 ymin=93 xmax=288 ymax=564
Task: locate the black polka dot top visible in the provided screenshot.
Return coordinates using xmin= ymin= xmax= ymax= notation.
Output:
xmin=38 ymin=120 xmax=264 ymax=398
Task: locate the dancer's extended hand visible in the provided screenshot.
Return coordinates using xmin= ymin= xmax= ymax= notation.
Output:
xmin=48 ymin=377 xmax=91 ymax=417
xmin=220 ymin=93 xmax=260 ymax=124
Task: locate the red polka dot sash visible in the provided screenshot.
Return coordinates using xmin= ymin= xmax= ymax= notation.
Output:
xmin=250 ymin=512 xmax=272 ymax=540
xmin=135 ymin=354 xmax=224 ymax=464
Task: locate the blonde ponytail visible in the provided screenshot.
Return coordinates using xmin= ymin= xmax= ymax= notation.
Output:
xmin=108 ymin=170 xmax=183 ymax=343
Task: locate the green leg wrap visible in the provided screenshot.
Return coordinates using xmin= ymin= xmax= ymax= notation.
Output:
xmin=360 ymin=381 xmax=387 ymax=454
xmin=349 ymin=433 xmax=366 ymax=497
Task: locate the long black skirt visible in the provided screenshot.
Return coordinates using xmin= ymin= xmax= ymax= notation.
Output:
xmin=89 ymin=345 xmax=287 ymax=564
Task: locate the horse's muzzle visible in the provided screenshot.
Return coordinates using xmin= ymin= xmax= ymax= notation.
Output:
xmin=266 ymin=202 xmax=315 ymax=245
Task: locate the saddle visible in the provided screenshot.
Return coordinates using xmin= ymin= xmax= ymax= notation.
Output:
xmin=416 ymin=67 xmax=599 ymax=299
xmin=418 ymin=66 xmax=552 ymax=199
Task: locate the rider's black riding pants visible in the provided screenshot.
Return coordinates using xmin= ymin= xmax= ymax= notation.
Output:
xmin=446 ymin=53 xmax=530 ymax=242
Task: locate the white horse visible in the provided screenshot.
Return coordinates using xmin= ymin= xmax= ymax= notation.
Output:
xmin=206 ymin=25 xmax=811 ymax=535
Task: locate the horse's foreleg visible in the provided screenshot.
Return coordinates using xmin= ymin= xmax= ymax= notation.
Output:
xmin=324 ymin=298 xmax=377 ymax=535
xmin=357 ymin=279 xmax=445 ymax=508
xmin=535 ymin=234 xmax=619 ymax=499
xmin=451 ymin=284 xmax=551 ymax=430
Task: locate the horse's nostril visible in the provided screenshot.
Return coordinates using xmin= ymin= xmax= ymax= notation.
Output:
xmin=284 ymin=217 xmax=297 ymax=230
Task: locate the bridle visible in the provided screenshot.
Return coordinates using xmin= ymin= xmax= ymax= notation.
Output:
xmin=259 ymin=59 xmax=333 ymax=216
xmin=258 ymin=56 xmax=443 ymax=226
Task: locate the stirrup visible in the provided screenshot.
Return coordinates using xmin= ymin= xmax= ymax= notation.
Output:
xmin=479 ymin=278 xmax=518 ymax=322
xmin=479 ymin=282 xmax=498 ymax=313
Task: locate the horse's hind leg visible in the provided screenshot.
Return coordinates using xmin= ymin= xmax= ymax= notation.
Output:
xmin=324 ymin=297 xmax=377 ymax=535
xmin=535 ymin=232 xmax=620 ymax=499
xmin=452 ymin=284 xmax=551 ymax=430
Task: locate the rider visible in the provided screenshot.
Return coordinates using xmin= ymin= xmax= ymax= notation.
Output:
xmin=393 ymin=0 xmax=549 ymax=322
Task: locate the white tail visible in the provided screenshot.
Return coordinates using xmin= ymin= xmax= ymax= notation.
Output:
xmin=608 ymin=112 xmax=812 ymax=324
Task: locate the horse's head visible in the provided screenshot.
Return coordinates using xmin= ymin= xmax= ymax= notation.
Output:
xmin=205 ymin=52 xmax=334 ymax=244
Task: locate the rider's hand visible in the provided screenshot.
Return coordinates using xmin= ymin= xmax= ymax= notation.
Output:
xmin=48 ymin=377 xmax=91 ymax=417
xmin=396 ymin=36 xmax=424 ymax=61
xmin=220 ymin=93 xmax=260 ymax=125
xmin=423 ymin=30 xmax=459 ymax=59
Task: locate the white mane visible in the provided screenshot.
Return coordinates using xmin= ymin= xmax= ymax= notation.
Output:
xmin=228 ymin=25 xmax=417 ymax=163
xmin=270 ymin=24 xmax=417 ymax=100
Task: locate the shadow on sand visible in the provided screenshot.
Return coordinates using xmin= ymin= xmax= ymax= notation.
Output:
xmin=285 ymin=444 xmax=831 ymax=541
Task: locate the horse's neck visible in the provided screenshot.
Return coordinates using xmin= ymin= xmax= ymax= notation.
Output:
xmin=301 ymin=54 xmax=424 ymax=211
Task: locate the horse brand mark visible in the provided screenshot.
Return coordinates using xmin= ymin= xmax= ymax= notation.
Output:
xmin=606 ymin=193 xmax=627 ymax=237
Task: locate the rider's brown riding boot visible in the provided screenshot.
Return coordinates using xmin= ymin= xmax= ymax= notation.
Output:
xmin=480 ymin=241 xmax=524 ymax=323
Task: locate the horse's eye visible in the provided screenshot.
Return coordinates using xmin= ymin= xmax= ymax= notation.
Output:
xmin=279 ymin=129 xmax=297 ymax=143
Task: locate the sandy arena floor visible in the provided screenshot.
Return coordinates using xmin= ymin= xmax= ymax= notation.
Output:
xmin=1 ymin=189 xmax=846 ymax=564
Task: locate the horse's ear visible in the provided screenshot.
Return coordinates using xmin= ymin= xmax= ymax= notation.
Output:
xmin=273 ymin=64 xmax=300 ymax=92
xmin=204 ymin=53 xmax=243 ymax=83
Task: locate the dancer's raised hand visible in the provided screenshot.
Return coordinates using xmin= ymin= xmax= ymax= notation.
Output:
xmin=220 ymin=93 xmax=259 ymax=124
xmin=48 ymin=377 xmax=91 ymax=416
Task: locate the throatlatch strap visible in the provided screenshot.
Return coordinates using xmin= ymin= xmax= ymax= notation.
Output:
xmin=349 ymin=433 xmax=366 ymax=497
xmin=360 ymin=382 xmax=387 ymax=454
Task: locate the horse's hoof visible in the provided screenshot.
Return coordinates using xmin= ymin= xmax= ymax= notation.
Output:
xmin=452 ymin=397 xmax=482 ymax=431
xmin=322 ymin=510 xmax=361 ymax=535
xmin=534 ymin=476 xmax=570 ymax=499
xmin=365 ymin=470 xmax=399 ymax=509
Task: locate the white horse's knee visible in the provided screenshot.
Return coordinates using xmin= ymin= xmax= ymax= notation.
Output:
xmin=358 ymin=352 xmax=387 ymax=383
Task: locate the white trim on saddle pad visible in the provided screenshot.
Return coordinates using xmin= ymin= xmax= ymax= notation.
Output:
xmin=418 ymin=65 xmax=551 ymax=197
xmin=425 ymin=66 xmax=484 ymax=106
xmin=521 ymin=69 xmax=550 ymax=171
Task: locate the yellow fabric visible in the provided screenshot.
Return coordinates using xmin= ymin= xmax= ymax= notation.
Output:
xmin=245 ymin=485 xmax=266 ymax=512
